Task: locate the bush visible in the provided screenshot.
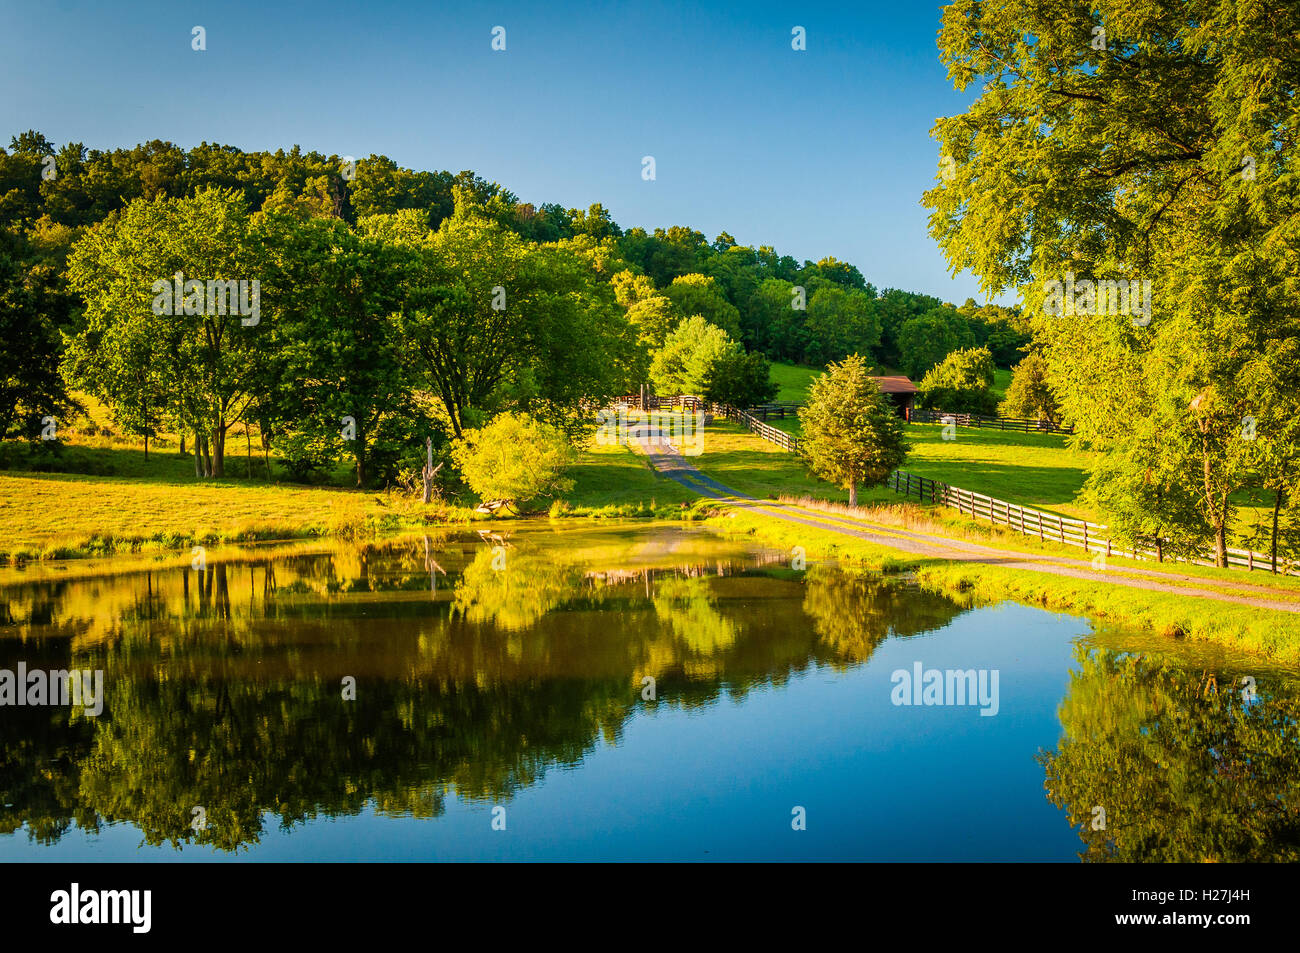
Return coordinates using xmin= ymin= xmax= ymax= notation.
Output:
xmin=451 ymin=412 xmax=576 ymax=509
xmin=274 ymin=429 xmax=333 ymax=483
xmin=1000 ymin=352 xmax=1061 ymax=424
xmin=917 ymin=346 xmax=997 ymax=415
xmin=918 ymin=386 xmax=999 ymax=416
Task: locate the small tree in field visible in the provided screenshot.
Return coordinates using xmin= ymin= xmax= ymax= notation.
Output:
xmin=917 ymin=344 xmax=998 ymax=415
xmin=451 ymin=412 xmax=576 ymax=511
xmin=1000 ymin=351 xmax=1060 ymax=425
xmin=798 ymin=354 xmax=909 ymax=506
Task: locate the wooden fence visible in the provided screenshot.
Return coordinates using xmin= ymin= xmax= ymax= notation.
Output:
xmin=612 ymin=394 xmax=706 ymax=412
xmin=743 ymin=401 xmax=804 ymax=421
xmin=710 ymin=402 xmax=802 ymax=453
xmin=907 ymin=408 xmax=1074 ymax=435
xmin=604 ymin=397 xmax=1296 ymax=577
xmin=626 ymin=398 xmax=1072 ymax=434
xmin=888 ymin=469 xmax=1299 ymax=576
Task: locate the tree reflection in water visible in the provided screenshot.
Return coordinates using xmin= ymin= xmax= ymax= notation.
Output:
xmin=1 ymin=529 xmax=1297 ymax=858
xmin=1039 ymin=647 xmax=1300 ymax=862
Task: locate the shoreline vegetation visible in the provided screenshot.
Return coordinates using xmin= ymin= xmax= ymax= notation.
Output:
xmin=6 ymin=416 xmax=1300 ymax=666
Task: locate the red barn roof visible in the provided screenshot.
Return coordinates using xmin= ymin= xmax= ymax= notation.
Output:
xmin=870 ymin=375 xmax=918 ymax=394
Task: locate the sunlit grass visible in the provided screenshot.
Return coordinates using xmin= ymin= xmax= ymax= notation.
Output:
xmin=768 ymin=361 xmax=822 ymax=402
xmin=0 ymin=446 xmax=471 ymax=562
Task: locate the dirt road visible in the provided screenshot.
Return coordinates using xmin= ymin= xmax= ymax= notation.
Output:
xmin=630 ymin=424 xmax=1300 ymax=614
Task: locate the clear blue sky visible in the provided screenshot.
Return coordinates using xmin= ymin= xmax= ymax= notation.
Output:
xmin=0 ymin=0 xmax=988 ymax=302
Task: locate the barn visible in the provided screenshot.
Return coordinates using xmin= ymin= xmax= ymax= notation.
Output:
xmin=870 ymin=376 xmax=918 ymax=418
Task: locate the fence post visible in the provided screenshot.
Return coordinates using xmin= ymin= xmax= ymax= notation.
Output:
xmin=1082 ymin=523 xmax=1088 ymax=553
xmin=1038 ymin=511 xmax=1043 ymax=542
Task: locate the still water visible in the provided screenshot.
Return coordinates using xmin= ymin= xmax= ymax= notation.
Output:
xmin=0 ymin=523 xmax=1296 ymax=862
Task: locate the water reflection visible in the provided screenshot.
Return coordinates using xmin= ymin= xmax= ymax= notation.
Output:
xmin=0 ymin=525 xmax=1297 ymax=859
xmin=1039 ymin=647 xmax=1300 ymax=862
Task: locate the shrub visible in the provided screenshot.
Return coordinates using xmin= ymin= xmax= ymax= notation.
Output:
xmin=451 ymin=412 xmax=577 ymax=510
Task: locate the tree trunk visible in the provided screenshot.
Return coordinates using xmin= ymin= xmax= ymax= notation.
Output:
xmin=848 ymin=480 xmax=858 ymax=507
xmin=260 ymin=426 xmax=272 ymax=479
xmin=211 ymin=426 xmax=225 ymax=478
xmin=422 ymin=437 xmax=433 ymax=504
xmin=1201 ymin=438 xmax=1227 ymax=567
xmin=245 ymin=426 xmax=253 ymax=480
xmin=194 ymin=432 xmax=204 ymax=477
xmin=143 ymin=434 xmax=149 ymax=462
xmin=1213 ymin=493 xmax=1229 ymax=568
xmin=355 ymin=433 xmax=367 ymax=489
xmin=180 ymin=434 xmax=186 ymax=456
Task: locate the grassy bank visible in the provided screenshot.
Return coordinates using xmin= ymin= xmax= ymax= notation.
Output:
xmin=914 ymin=561 xmax=1300 ymax=665
xmin=0 ymin=467 xmax=475 ymax=562
xmin=701 ymin=501 xmax=1300 ymax=666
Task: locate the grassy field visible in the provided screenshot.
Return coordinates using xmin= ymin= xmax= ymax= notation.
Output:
xmin=0 ymin=412 xmax=893 ymax=562
xmin=560 ymin=438 xmax=695 ymax=516
xmin=0 ymin=424 xmax=458 ymax=560
xmin=768 ymin=360 xmax=918 ymax=403
xmin=0 ymin=466 xmax=455 ymax=561
xmin=7 ymin=417 xmax=1300 ymax=663
xmin=717 ymin=414 xmax=1278 ymax=549
xmin=693 ymin=420 xmax=902 ymax=504
xmin=903 ymin=423 xmax=1094 ymax=517
xmin=768 ymin=362 xmax=821 ymax=401
xmin=767 ymin=418 xmax=1093 ymax=515
xmin=991 ymin=367 xmax=1011 ymax=401
xmin=0 ymin=414 xmax=1273 ymax=561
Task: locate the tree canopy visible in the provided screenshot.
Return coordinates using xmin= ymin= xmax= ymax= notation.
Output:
xmin=921 ymin=0 xmax=1300 ymax=565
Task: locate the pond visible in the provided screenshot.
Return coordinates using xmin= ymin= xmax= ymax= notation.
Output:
xmin=0 ymin=522 xmax=1296 ymax=862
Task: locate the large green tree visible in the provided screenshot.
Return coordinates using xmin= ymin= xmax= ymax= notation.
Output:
xmin=897 ymin=306 xmax=973 ymax=380
xmin=999 ymin=352 xmax=1060 ymax=426
xmin=649 ymin=315 xmax=776 ymax=406
xmin=664 ymin=273 xmax=742 ymax=340
xmin=917 ymin=345 xmax=997 ymax=415
xmin=64 ymin=188 xmax=267 ymax=477
xmin=0 ymin=229 xmax=75 ymax=438
xmin=802 ymin=284 xmax=882 ymax=367
xmin=921 ymin=0 xmax=1300 ymax=565
xmin=376 ymin=194 xmax=635 ymax=439
xmin=257 ymin=213 xmax=422 ymax=487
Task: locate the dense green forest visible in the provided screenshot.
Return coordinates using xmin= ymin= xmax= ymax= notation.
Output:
xmin=0 ymin=130 xmax=1029 ymax=487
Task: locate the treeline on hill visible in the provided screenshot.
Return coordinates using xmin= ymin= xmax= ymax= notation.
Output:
xmin=0 ymin=131 xmax=1033 ymax=487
